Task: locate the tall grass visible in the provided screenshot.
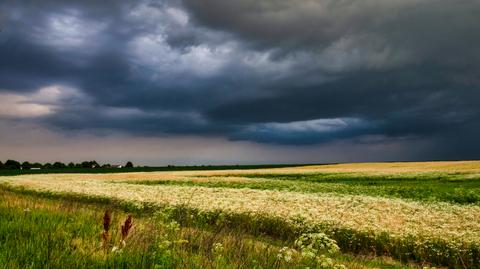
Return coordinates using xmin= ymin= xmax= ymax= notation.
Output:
xmin=4 ymin=162 xmax=479 ymax=268
xmin=1 ymin=185 xmax=468 ymax=268
xmin=0 ymin=188 xmax=411 ymax=269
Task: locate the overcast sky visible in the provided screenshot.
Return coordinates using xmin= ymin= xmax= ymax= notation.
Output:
xmin=0 ymin=0 xmax=479 ymax=165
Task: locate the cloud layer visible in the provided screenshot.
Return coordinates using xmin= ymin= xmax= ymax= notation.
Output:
xmin=1 ymin=0 xmax=479 ymax=163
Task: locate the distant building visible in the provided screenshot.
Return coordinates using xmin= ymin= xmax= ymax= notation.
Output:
xmin=30 ymin=167 xmax=41 ymax=170
xmin=110 ymin=165 xmax=123 ymax=168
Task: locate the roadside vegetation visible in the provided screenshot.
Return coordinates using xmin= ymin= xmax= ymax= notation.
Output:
xmin=0 ymin=188 xmax=412 ymax=269
xmin=0 ymin=159 xmax=308 ymax=176
xmin=1 ymin=161 xmax=479 ymax=268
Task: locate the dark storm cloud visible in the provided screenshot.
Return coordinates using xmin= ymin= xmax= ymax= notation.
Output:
xmin=1 ymin=0 xmax=479 ymax=159
xmin=183 ymin=0 xmax=480 ymax=59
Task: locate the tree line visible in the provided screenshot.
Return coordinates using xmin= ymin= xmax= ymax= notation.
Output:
xmin=0 ymin=160 xmax=134 ymax=170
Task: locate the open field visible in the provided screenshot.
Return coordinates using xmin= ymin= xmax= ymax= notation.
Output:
xmin=0 ymin=188 xmax=412 ymax=269
xmin=1 ymin=161 xmax=480 ymax=268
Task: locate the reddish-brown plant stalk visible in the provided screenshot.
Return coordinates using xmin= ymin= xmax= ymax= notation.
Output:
xmin=121 ymin=215 xmax=133 ymax=247
xmin=101 ymin=210 xmax=112 ymax=251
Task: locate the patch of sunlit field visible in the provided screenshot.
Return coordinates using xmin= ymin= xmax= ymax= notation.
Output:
xmin=1 ymin=160 xmax=480 ymax=268
xmin=0 ymin=188 xmax=413 ymax=268
xmin=301 ymin=160 xmax=480 ymax=174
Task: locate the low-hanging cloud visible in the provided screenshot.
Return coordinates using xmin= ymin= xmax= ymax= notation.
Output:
xmin=0 ymin=0 xmax=479 ymax=162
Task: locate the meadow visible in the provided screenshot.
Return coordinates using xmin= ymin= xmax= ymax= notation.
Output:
xmin=1 ymin=161 xmax=479 ymax=268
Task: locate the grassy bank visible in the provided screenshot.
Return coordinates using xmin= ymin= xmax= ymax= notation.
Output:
xmin=2 ymin=161 xmax=479 ymax=268
xmin=0 ymin=184 xmax=471 ymax=268
xmin=0 ymin=188 xmax=412 ymax=268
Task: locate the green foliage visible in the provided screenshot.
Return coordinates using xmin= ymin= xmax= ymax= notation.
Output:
xmin=0 ymin=194 xmax=157 ymax=268
xmin=295 ymin=233 xmax=340 ymax=257
xmin=4 ymin=159 xmax=21 ymax=169
xmin=3 ymin=163 xmax=478 ymax=268
xmin=245 ymin=172 xmax=480 ymax=204
xmin=280 ymin=233 xmax=347 ymax=269
xmin=53 ymin=162 xmax=67 ymax=169
xmin=0 ymin=189 xmax=409 ymax=269
xmin=81 ymin=160 xmax=99 ymax=168
xmin=21 ymin=161 xmax=32 ymax=169
xmin=2 ymin=182 xmax=476 ymax=268
xmin=131 ymin=172 xmax=480 ymax=204
xmin=0 ymin=164 xmax=306 ymax=176
xmin=32 ymin=162 xmax=42 ymax=167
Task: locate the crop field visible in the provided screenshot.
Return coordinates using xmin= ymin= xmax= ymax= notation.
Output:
xmin=1 ymin=161 xmax=480 ymax=268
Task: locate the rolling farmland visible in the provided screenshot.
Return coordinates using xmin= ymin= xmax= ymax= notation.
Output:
xmin=1 ymin=161 xmax=480 ymax=268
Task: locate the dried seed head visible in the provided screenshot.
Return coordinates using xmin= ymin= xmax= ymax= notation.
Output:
xmin=121 ymin=215 xmax=133 ymax=240
xmin=103 ymin=210 xmax=112 ymax=232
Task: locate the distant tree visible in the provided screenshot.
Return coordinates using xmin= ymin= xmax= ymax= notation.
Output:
xmin=101 ymin=164 xmax=111 ymax=168
xmin=32 ymin=162 xmax=43 ymax=169
xmin=21 ymin=161 xmax=32 ymax=169
xmin=74 ymin=163 xmax=82 ymax=168
xmin=0 ymin=161 xmax=3 ymax=169
xmin=81 ymin=160 xmax=99 ymax=168
xmin=53 ymin=162 xmax=67 ymax=169
xmin=67 ymin=162 xmax=75 ymax=168
xmin=81 ymin=161 xmax=92 ymax=168
xmin=5 ymin=160 xmax=21 ymax=169
xmin=91 ymin=160 xmax=100 ymax=168
xmin=44 ymin=163 xmax=53 ymax=169
xmin=125 ymin=161 xmax=133 ymax=168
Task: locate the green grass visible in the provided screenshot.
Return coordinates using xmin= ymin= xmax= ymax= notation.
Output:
xmin=2 ymin=184 xmax=476 ymax=268
xmin=0 ymin=192 xmax=154 ymax=268
xmin=0 ymin=188 xmax=415 ymax=269
xmin=126 ymin=172 xmax=480 ymax=204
